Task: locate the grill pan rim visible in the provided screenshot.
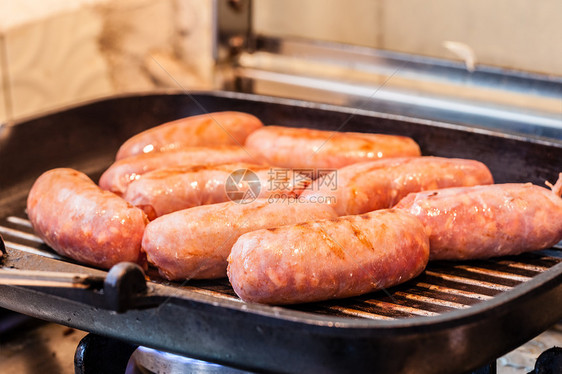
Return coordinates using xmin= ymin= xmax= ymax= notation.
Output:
xmin=1 ymin=91 xmax=562 ymax=373
xmin=2 ymin=90 xmax=561 ymax=331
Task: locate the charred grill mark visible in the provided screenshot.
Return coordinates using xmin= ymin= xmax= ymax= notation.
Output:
xmin=267 ymin=221 xmax=309 ymax=233
xmin=315 ymin=224 xmax=346 ymax=259
xmin=347 ymin=220 xmax=375 ymax=251
xmin=381 ymin=209 xmax=399 ymax=215
xmin=194 ymin=118 xmax=213 ymax=136
xmin=150 ymin=163 xmax=269 ymax=177
xmin=345 ymin=159 xmax=410 ymax=188
xmin=324 ymin=305 xmax=395 ymax=320
xmin=346 ymin=165 xmax=384 ymax=189
xmin=214 ymin=164 xmax=269 ymax=173
xmin=246 ymin=200 xmax=270 ymax=214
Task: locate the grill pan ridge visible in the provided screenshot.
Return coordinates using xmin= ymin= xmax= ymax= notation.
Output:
xmin=0 ymin=91 xmax=561 ymax=374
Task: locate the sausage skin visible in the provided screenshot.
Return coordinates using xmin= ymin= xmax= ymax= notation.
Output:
xmin=301 ymin=157 xmax=493 ymax=216
xmin=116 ymin=111 xmax=263 ymax=160
xmin=142 ymin=199 xmax=337 ymax=280
xmin=99 ymin=145 xmax=256 ymax=196
xmin=244 ymin=126 xmax=421 ymax=169
xmin=123 ymin=163 xmax=310 ymax=219
xmin=394 ymin=178 xmax=562 ymax=260
xmin=227 ymin=209 xmax=429 ymax=304
xmin=27 ymin=168 xmax=148 ymax=269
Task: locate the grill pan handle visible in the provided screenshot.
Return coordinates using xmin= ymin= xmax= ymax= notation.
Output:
xmin=0 ymin=255 xmax=155 ymax=313
xmin=103 ymin=262 xmax=148 ymax=313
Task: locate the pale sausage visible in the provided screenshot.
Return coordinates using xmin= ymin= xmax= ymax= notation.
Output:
xmin=244 ymin=126 xmax=421 ymax=169
xmin=123 ymin=163 xmax=310 ymax=219
xmin=116 ymin=111 xmax=263 ymax=160
xmin=394 ymin=175 xmax=562 ymax=260
xmin=99 ymin=145 xmax=256 ymax=196
xmin=27 ymin=168 xmax=148 ymax=269
xmin=142 ymin=199 xmax=337 ymax=280
xmin=301 ymin=157 xmax=493 ymax=215
xmin=227 ymin=209 xmax=429 ymax=304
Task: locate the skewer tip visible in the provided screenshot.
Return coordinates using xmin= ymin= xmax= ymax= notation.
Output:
xmin=545 ymin=172 xmax=562 ymax=197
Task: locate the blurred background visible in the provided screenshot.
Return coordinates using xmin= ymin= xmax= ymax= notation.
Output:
xmin=0 ymin=0 xmax=560 ymax=135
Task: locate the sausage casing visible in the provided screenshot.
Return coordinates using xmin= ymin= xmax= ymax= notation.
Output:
xmin=244 ymin=126 xmax=421 ymax=169
xmin=301 ymin=157 xmax=494 ymax=215
xmin=142 ymin=199 xmax=337 ymax=280
xmin=27 ymin=168 xmax=148 ymax=269
xmin=99 ymin=145 xmax=256 ymax=196
xmin=116 ymin=111 xmax=263 ymax=160
xmin=123 ymin=163 xmax=310 ymax=219
xmin=394 ymin=180 xmax=562 ymax=260
xmin=227 ymin=209 xmax=429 ymax=304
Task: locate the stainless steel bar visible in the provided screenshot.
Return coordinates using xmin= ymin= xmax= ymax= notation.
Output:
xmin=0 ymin=268 xmax=103 ymax=288
xmin=394 ymin=291 xmax=470 ymax=310
xmin=6 ymin=216 xmax=32 ymax=228
xmin=3 ymin=240 xmax=63 ymax=260
xmin=424 ymin=270 xmax=513 ymax=291
xmin=325 ymin=306 xmax=395 ymax=320
xmin=497 ymin=261 xmax=550 ymax=273
xmin=0 ymin=225 xmax=43 ymax=243
xmin=454 ymin=265 xmax=533 ymax=282
xmin=229 ymin=37 xmax=562 ymax=139
xmin=181 ymin=286 xmax=243 ymax=302
xmin=415 ymin=282 xmax=493 ymax=301
xmin=364 ymin=299 xmax=439 ymax=317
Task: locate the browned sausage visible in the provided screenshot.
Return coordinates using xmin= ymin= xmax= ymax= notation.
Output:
xmin=99 ymin=145 xmax=256 ymax=196
xmin=116 ymin=111 xmax=263 ymax=160
xmin=27 ymin=168 xmax=148 ymax=269
xmin=142 ymin=199 xmax=337 ymax=280
xmin=123 ymin=163 xmax=310 ymax=220
xmin=301 ymin=157 xmax=493 ymax=215
xmin=244 ymin=126 xmax=421 ymax=169
xmin=394 ymin=175 xmax=562 ymax=260
xmin=227 ymin=209 xmax=429 ymax=304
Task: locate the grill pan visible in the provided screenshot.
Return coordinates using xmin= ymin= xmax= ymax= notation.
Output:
xmin=0 ymin=91 xmax=561 ymax=374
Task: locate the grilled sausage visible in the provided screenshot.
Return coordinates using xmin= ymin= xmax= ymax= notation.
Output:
xmin=227 ymin=209 xmax=429 ymax=304
xmin=244 ymin=126 xmax=421 ymax=169
xmin=301 ymin=157 xmax=493 ymax=216
xmin=116 ymin=111 xmax=263 ymax=160
xmin=142 ymin=199 xmax=337 ymax=280
xmin=27 ymin=168 xmax=148 ymax=269
xmin=99 ymin=145 xmax=256 ymax=196
xmin=394 ymin=175 xmax=562 ymax=260
xmin=123 ymin=163 xmax=310 ymax=220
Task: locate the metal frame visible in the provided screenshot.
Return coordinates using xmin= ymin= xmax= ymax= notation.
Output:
xmin=212 ymin=0 xmax=562 ymax=138
xmin=213 ymin=0 xmax=253 ymax=64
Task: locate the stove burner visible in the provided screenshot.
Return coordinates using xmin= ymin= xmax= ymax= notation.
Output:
xmin=76 ymin=334 xmax=253 ymax=374
xmin=528 ymin=347 xmax=562 ymax=374
xmin=129 ymin=346 xmax=253 ymax=374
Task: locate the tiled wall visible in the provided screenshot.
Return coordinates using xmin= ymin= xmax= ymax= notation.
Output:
xmin=0 ymin=0 xmax=213 ymax=123
xmin=254 ymin=0 xmax=562 ymax=77
xmin=4 ymin=6 xmax=113 ymax=122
